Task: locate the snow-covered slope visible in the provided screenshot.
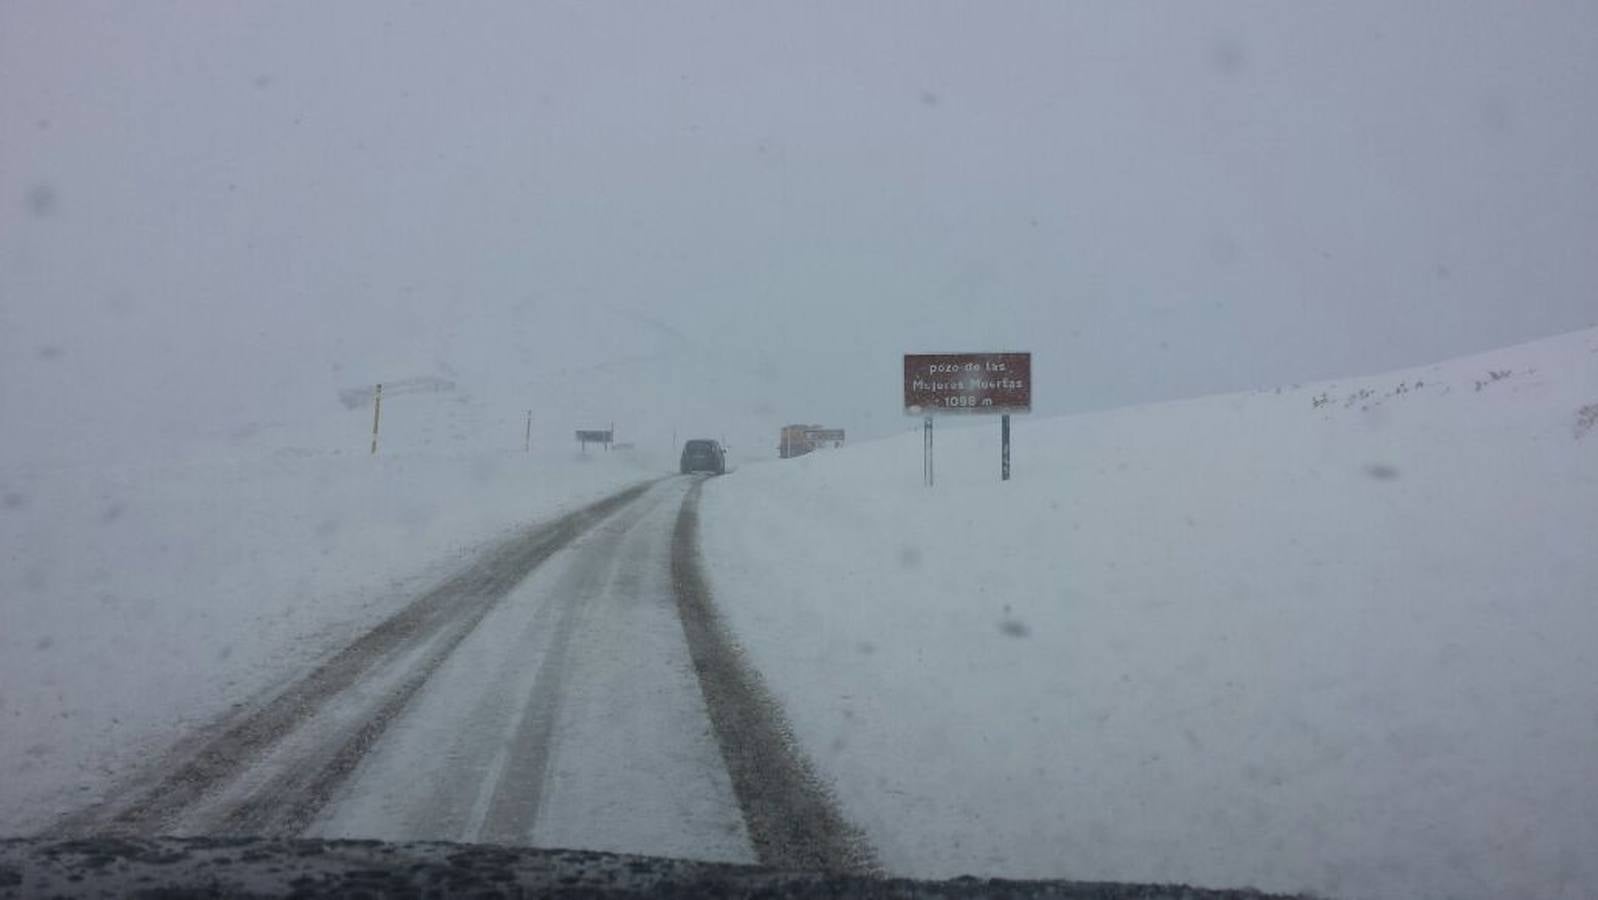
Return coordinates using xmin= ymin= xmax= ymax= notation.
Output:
xmin=700 ymin=327 xmax=1598 ymax=900
xmin=0 ymin=447 xmax=659 ymax=834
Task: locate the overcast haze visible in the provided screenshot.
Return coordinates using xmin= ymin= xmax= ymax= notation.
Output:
xmin=5 ymin=1 xmax=1598 ymax=465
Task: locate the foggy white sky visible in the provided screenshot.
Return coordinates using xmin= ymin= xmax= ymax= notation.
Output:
xmin=4 ymin=2 xmax=1598 ymax=464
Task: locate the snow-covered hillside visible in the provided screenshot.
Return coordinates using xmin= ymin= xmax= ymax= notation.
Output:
xmin=699 ymin=327 xmax=1598 ymax=900
xmin=0 ymin=447 xmax=659 ymax=834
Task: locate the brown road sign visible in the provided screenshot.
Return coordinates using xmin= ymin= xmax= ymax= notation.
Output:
xmin=904 ymin=352 xmax=1031 ymax=415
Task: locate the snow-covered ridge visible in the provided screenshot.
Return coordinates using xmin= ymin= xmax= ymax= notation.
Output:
xmin=699 ymin=326 xmax=1598 ymax=900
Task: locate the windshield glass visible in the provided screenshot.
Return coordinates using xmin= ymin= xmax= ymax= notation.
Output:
xmin=3 ymin=4 xmax=1597 ymax=899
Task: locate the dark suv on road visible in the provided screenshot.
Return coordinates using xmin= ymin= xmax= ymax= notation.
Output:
xmin=679 ymin=439 xmax=726 ymax=475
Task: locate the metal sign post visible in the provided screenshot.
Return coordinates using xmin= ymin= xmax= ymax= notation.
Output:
xmin=524 ymin=410 xmax=532 ymax=453
xmin=1001 ymin=414 xmax=1011 ymax=481
xmin=923 ymin=416 xmax=934 ymax=486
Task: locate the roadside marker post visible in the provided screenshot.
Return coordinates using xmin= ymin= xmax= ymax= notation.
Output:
xmin=370 ymin=383 xmax=382 ymax=455
xmin=346 ymin=378 xmax=455 ymax=455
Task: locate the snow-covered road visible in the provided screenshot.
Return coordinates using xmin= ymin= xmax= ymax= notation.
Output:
xmin=310 ymin=478 xmax=749 ymax=860
xmin=47 ymin=478 xmax=869 ymax=870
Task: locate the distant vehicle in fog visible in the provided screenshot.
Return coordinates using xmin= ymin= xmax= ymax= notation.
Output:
xmin=778 ymin=425 xmax=845 ymax=459
xmin=680 ymin=439 xmax=727 ymax=475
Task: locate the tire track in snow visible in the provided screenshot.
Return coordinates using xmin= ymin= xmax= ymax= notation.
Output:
xmin=671 ymin=478 xmax=878 ymax=873
xmin=471 ymin=488 xmax=670 ymax=844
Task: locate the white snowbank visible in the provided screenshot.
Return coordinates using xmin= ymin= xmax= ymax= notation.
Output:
xmin=0 ymin=446 xmax=657 ymax=834
xmin=700 ymin=328 xmax=1598 ymax=900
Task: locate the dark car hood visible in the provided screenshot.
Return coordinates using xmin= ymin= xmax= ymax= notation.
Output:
xmin=0 ymin=836 xmax=1307 ymax=899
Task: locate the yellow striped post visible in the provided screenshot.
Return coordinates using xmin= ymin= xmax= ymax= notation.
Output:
xmin=370 ymin=383 xmax=382 ymax=455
